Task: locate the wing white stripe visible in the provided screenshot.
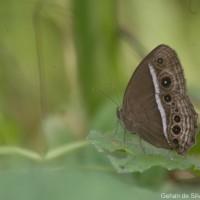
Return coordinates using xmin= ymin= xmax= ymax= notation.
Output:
xmin=148 ymin=63 xmax=170 ymax=145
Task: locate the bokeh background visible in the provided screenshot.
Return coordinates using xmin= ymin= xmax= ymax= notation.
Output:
xmin=0 ymin=0 xmax=200 ymax=199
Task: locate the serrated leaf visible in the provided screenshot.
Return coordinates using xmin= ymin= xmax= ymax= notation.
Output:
xmin=88 ymin=130 xmax=200 ymax=173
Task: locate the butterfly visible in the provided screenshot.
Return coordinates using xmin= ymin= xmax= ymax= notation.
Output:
xmin=117 ymin=44 xmax=198 ymax=155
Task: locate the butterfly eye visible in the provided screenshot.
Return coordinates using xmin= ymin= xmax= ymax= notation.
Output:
xmin=172 ymin=125 xmax=181 ymax=135
xmin=173 ymin=115 xmax=181 ymax=123
xmin=161 ymin=76 xmax=172 ymax=88
xmin=163 ymin=94 xmax=172 ymax=103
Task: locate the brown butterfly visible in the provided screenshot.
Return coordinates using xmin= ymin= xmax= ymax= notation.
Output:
xmin=117 ymin=44 xmax=198 ymax=155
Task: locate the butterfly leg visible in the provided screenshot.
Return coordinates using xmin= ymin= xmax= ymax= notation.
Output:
xmin=123 ymin=129 xmax=126 ymax=142
xmin=112 ymin=120 xmax=120 ymax=139
xmin=138 ymin=136 xmax=146 ymax=153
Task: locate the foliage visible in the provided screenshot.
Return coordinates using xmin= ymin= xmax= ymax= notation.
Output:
xmin=0 ymin=0 xmax=200 ymax=199
xmin=88 ymin=130 xmax=200 ymax=173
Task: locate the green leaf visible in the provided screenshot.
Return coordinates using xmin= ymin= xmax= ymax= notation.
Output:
xmin=0 ymin=169 xmax=159 ymax=200
xmin=88 ymin=130 xmax=200 ymax=173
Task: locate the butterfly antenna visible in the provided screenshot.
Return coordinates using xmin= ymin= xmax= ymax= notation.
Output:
xmin=93 ymin=88 xmax=120 ymax=107
xmin=108 ymin=83 xmax=122 ymax=106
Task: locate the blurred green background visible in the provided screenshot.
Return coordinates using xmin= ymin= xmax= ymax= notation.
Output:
xmin=0 ymin=0 xmax=200 ymax=199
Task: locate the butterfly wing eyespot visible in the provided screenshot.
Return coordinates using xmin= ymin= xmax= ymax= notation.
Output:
xmin=157 ymin=57 xmax=164 ymax=64
xmin=172 ymin=138 xmax=179 ymax=145
xmin=171 ymin=101 xmax=176 ymax=107
xmin=160 ymin=76 xmax=172 ymax=88
xmin=173 ymin=114 xmax=181 ymax=123
xmin=154 ymin=55 xmax=166 ymax=68
xmin=163 ymin=94 xmax=172 ymax=103
xmin=172 ymin=125 xmax=181 ymax=135
xmin=174 ymin=108 xmax=179 ymax=112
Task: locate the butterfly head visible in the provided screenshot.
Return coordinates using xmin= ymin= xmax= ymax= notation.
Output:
xmin=116 ymin=107 xmax=123 ymax=120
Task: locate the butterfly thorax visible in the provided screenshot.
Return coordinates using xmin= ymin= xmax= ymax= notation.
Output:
xmin=116 ymin=107 xmax=137 ymax=133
